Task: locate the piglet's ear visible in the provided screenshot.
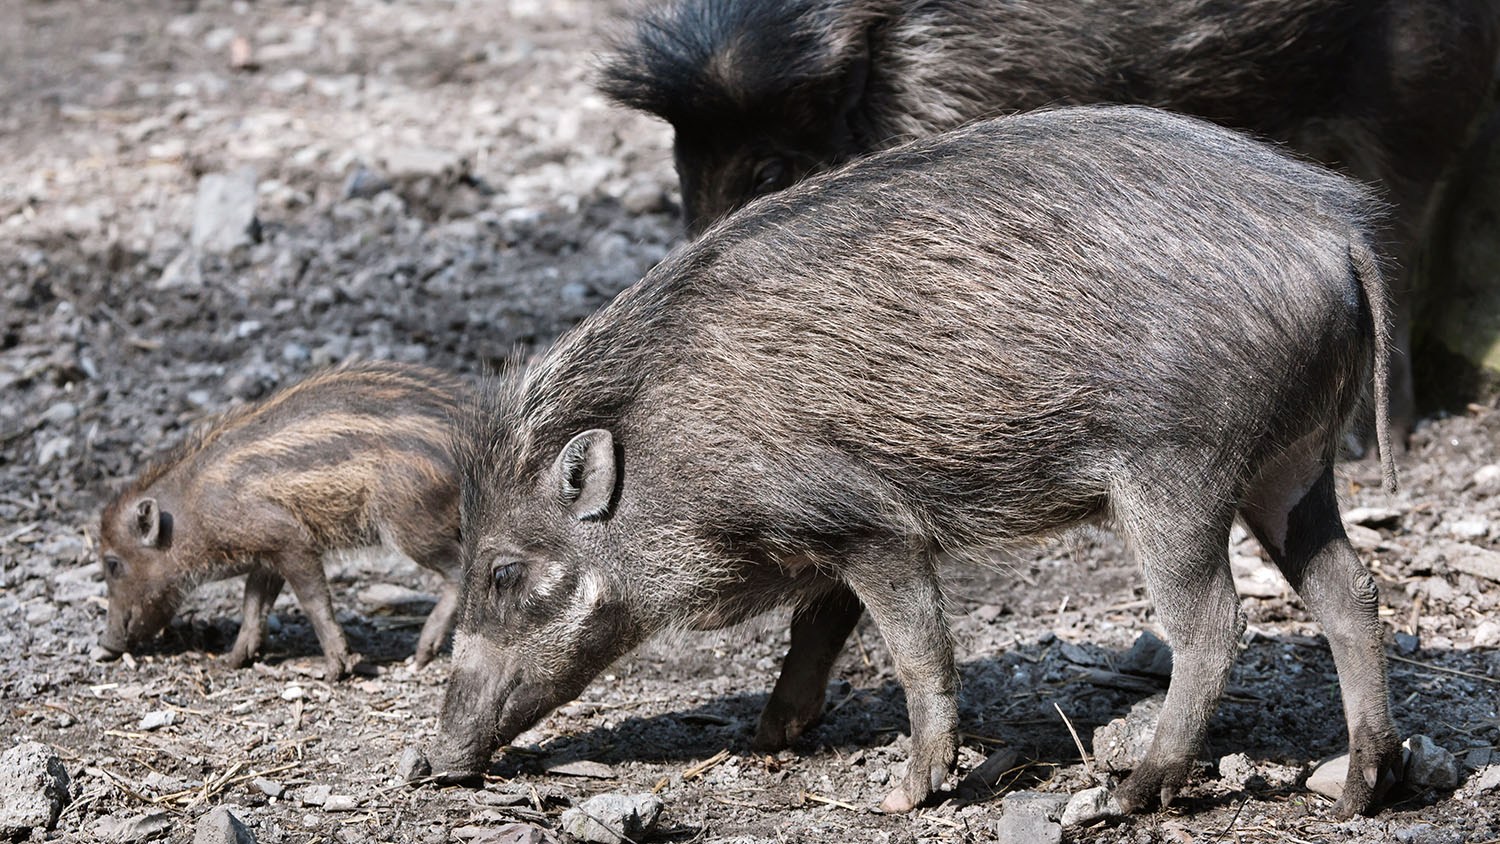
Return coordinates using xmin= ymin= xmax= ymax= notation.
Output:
xmin=552 ymin=430 xmax=617 ymax=521
xmin=135 ymin=498 xmax=165 ymax=548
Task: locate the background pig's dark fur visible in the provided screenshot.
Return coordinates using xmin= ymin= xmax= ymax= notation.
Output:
xmin=442 ymin=107 xmax=1397 ymax=815
xmin=600 ymin=0 xmax=1500 ymax=432
xmin=600 ymin=0 xmax=1497 ymax=234
xmin=99 ymin=361 xmax=466 ymax=676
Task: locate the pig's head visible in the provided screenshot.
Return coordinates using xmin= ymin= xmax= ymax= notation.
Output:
xmin=96 ymin=495 xmax=190 ymax=656
xmin=599 ymin=0 xmax=884 ymax=234
xmin=429 ymin=424 xmax=671 ymax=780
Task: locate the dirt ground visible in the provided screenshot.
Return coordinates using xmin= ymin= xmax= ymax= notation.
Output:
xmin=3 ymin=1 xmax=1499 ymax=842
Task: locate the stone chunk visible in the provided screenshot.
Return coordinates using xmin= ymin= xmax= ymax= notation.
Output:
xmin=994 ymin=791 xmax=1068 ymax=844
xmin=0 ymin=742 xmax=71 ymax=837
xmin=1091 ymin=694 xmax=1163 ymax=772
xmin=95 ymin=811 xmax=174 ymax=842
xmin=192 ymin=168 xmax=261 ymax=254
xmin=1404 ymin=735 xmax=1459 ymax=790
xmin=1061 ymin=786 xmax=1121 ymax=828
xmin=193 ymin=806 xmax=255 ymax=844
xmin=560 ymin=793 xmax=663 ymax=844
xmin=1117 ymin=631 xmax=1173 ymax=678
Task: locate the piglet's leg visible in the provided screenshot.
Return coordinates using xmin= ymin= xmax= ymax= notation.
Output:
xmin=275 ymin=551 xmax=361 ymax=680
xmin=843 ymin=548 xmax=957 ymax=813
xmin=754 ymin=584 xmax=863 ymax=751
xmin=414 ymin=573 xmax=460 ymax=668
xmin=226 ymin=568 xmax=285 ymax=668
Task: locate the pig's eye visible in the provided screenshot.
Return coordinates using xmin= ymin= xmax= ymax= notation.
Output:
xmin=491 ymin=561 xmax=523 ymax=592
xmin=751 ymin=157 xmax=791 ymax=196
xmin=103 ymin=556 xmax=122 ymax=579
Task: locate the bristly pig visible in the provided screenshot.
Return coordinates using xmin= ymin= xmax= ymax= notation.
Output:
xmin=600 ymin=0 xmax=1500 ymax=435
xmin=426 ymin=106 xmax=1401 ymax=818
xmin=98 ymin=361 xmax=466 ymax=680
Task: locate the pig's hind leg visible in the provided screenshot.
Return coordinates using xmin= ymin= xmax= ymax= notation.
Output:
xmin=226 ymin=568 xmax=285 ymax=668
xmin=1111 ymin=485 xmax=1244 ymax=814
xmin=753 ymin=584 xmax=864 ymax=751
xmin=842 ymin=545 xmax=958 ymax=813
xmin=1240 ymin=465 xmax=1399 ymax=816
xmin=273 ymin=547 xmax=362 ymax=680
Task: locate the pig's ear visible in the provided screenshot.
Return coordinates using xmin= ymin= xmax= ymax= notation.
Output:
xmin=135 ymin=498 xmax=166 ymax=548
xmin=552 ymin=430 xmax=617 ymax=521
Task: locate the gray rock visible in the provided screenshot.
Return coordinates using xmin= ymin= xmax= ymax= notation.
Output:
xmin=560 ymin=793 xmax=663 ymax=844
xmin=1468 ymin=764 xmax=1500 ymax=794
xmin=1306 ymin=753 xmax=1348 ymax=800
xmin=1218 ymin=752 xmax=1257 ymax=790
xmin=37 ymin=435 xmax=72 ymax=467
xmin=1447 ymin=518 xmax=1490 ymax=540
xmin=455 ymin=824 xmax=561 ymax=844
xmin=96 ymin=811 xmax=174 ymax=842
xmin=250 ymin=777 xmax=283 ymax=798
xmin=1404 ymin=735 xmax=1459 ymax=790
xmin=1471 ymin=464 xmax=1500 ymax=497
xmin=1060 ymin=786 xmax=1121 ymax=828
xmin=1344 ymin=506 xmax=1403 ymax=529
xmin=0 ymin=741 xmax=71 ymax=837
xmin=299 ymin=784 xmax=332 ymax=807
xmin=139 ymin=709 xmax=177 ymax=731
xmin=342 ymin=167 xmax=392 ymax=201
xmin=1091 ymin=694 xmax=1163 ymax=772
xmin=41 ymin=401 xmax=78 ymax=426
xmin=1471 ymin=620 xmax=1500 ymax=648
xmin=1394 ymin=631 xmax=1420 ymax=655
xmin=994 ymin=791 xmax=1068 ymax=844
xmin=193 ymin=806 xmax=255 ymax=844
xmin=192 ymin=168 xmax=261 ymax=254
xmin=398 ymin=746 xmax=430 ymax=782
xmin=1117 ymin=631 xmax=1173 ymax=678
xmin=322 ymin=795 xmax=358 ymax=811
xmin=156 ymin=249 xmax=203 ymax=290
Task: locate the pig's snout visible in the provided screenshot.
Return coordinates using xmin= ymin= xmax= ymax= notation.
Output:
xmin=100 ymin=605 xmax=136 ymax=655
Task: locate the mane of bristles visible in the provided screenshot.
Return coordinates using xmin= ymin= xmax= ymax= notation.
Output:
xmin=597 ymin=0 xmax=886 ymax=123
xmin=458 ymin=264 xmax=701 ymax=500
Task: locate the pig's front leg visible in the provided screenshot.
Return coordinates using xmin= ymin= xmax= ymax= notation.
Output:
xmin=754 ymin=584 xmax=863 ymax=750
xmin=843 ymin=550 xmax=957 ymax=813
xmin=226 ymin=568 xmax=285 ymax=668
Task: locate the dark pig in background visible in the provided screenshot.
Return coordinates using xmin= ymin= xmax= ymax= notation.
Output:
xmin=599 ymin=0 xmax=1500 ymax=433
xmin=425 ymin=107 xmax=1400 ymax=818
xmin=97 ymin=361 xmax=466 ymax=679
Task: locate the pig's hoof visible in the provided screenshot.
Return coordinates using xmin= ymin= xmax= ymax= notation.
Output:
xmin=1331 ymin=743 xmax=1400 ymax=818
xmin=223 ymin=648 xmax=257 ymax=669
xmin=1114 ymin=762 xmax=1188 ymax=814
xmin=90 ymin=644 xmax=121 ymax=663
xmin=323 ymin=652 xmax=363 ymax=681
xmin=752 ymin=698 xmax=823 ymax=751
xmin=880 ymin=786 xmax=918 ymax=814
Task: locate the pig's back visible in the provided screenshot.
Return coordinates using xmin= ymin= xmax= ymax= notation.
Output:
xmin=627 ymin=106 xmax=1379 ymax=542
xmin=146 ymin=362 xmax=464 ymax=546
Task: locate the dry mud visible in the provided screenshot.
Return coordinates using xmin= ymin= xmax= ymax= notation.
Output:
xmin=2 ymin=1 xmax=1498 ymax=842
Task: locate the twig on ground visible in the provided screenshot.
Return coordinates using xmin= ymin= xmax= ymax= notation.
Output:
xmin=682 ymin=749 xmax=731 ymax=781
xmin=1054 ymin=702 xmax=1092 ymax=776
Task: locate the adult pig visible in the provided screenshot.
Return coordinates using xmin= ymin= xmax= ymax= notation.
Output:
xmin=429 ymin=106 xmax=1400 ymax=818
xmin=98 ymin=361 xmax=466 ymax=679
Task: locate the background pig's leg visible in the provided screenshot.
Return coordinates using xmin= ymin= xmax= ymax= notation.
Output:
xmin=1113 ymin=493 xmax=1242 ymax=813
xmin=275 ymin=550 xmax=360 ymax=680
xmin=226 ymin=568 xmax=285 ymax=668
xmin=843 ymin=548 xmax=957 ymax=813
xmin=754 ymin=584 xmax=863 ymax=750
xmin=413 ymin=571 xmax=460 ymax=668
xmin=1242 ymin=467 xmax=1399 ymax=817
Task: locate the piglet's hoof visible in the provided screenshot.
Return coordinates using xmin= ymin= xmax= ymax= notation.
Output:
xmin=90 ymin=644 xmax=121 ymax=663
xmin=880 ymin=787 xmax=918 ymax=814
xmin=322 ymin=652 xmax=364 ymax=681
